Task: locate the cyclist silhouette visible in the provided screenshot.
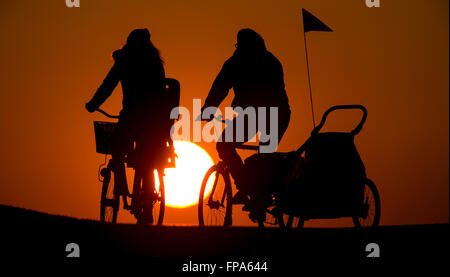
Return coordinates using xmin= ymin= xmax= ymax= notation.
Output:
xmin=201 ymin=28 xmax=291 ymax=208
xmin=86 ymin=28 xmax=167 ymax=224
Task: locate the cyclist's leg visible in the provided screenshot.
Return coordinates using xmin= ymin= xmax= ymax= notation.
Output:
xmin=216 ymin=113 xmax=257 ymax=188
xmin=249 ymin=107 xmax=291 ymax=220
xmin=221 ymin=107 xmax=291 ymax=186
xmin=140 ymin=167 xmax=155 ymax=223
xmin=216 ymin=142 xmax=244 ymax=184
xmin=112 ymin=116 xmax=133 ymax=208
xmin=130 ymin=169 xmax=142 ymax=216
xmin=217 ymin=113 xmax=258 ymax=207
xmin=111 ymin=156 xmax=130 ymax=204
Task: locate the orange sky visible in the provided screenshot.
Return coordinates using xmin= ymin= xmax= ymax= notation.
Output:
xmin=0 ymin=0 xmax=448 ymax=226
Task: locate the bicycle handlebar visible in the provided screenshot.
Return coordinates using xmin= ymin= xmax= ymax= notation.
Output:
xmin=96 ymin=108 xmax=120 ymax=119
xmin=214 ymin=115 xmax=259 ymax=151
xmin=311 ymin=105 xmax=367 ymax=136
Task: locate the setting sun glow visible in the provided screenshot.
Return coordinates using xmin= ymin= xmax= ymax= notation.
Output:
xmin=155 ymin=140 xmax=215 ymax=208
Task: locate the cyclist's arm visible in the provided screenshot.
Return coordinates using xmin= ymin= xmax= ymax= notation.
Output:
xmin=203 ymin=59 xmax=233 ymax=109
xmin=87 ymin=62 xmax=120 ymax=110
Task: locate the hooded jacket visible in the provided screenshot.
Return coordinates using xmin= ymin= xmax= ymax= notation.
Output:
xmin=204 ymin=49 xmax=290 ymax=110
xmin=87 ymin=47 xmax=166 ymax=118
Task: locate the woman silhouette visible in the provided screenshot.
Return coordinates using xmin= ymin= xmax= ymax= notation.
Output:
xmin=86 ymin=28 xmax=166 ymax=224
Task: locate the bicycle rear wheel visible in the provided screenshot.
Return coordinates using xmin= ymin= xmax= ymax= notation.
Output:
xmin=134 ymin=169 xmax=165 ymax=225
xmin=153 ymin=169 xmax=165 ymax=225
xmin=100 ymin=167 xmax=119 ymax=223
xmin=353 ymin=178 xmax=381 ymax=227
xmin=198 ymin=164 xmax=232 ymax=226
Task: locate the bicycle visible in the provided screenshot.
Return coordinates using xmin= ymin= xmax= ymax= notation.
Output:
xmin=93 ymin=78 xmax=180 ymax=225
xmin=198 ymin=105 xmax=381 ymax=229
xmin=197 ymin=116 xmax=283 ymax=228
xmin=95 ymin=109 xmax=166 ymax=225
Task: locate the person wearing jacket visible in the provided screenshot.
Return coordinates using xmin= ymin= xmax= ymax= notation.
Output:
xmin=201 ymin=28 xmax=291 ymax=217
xmin=86 ymin=28 xmax=166 ymax=224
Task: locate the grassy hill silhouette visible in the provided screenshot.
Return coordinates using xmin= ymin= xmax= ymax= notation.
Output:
xmin=0 ymin=204 xmax=447 ymax=267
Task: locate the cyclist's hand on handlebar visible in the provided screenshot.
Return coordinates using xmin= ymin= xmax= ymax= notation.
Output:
xmin=195 ymin=113 xmax=214 ymax=122
xmin=195 ymin=106 xmax=216 ymax=122
xmin=195 ymin=114 xmax=214 ymax=122
xmin=85 ymin=102 xmax=96 ymax=113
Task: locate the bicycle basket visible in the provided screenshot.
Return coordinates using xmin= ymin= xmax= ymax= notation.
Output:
xmin=93 ymin=121 xmax=118 ymax=154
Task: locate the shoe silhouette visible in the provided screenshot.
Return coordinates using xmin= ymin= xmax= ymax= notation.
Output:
xmin=232 ymin=190 xmax=249 ymax=205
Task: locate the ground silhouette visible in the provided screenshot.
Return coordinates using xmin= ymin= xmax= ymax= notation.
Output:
xmin=0 ymin=204 xmax=448 ymax=269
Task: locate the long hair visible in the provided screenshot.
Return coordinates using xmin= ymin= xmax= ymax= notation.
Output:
xmin=112 ymin=28 xmax=163 ymax=65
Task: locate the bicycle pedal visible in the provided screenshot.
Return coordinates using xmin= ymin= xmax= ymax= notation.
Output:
xmin=242 ymin=204 xmax=251 ymax=212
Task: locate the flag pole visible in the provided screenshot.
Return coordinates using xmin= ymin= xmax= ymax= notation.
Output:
xmin=303 ymin=31 xmax=316 ymax=128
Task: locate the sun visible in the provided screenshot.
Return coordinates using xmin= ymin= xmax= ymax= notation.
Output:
xmin=154 ymin=140 xmax=215 ymax=208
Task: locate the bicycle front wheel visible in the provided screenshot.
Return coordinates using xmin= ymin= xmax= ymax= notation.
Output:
xmin=100 ymin=167 xmax=119 ymax=223
xmin=198 ymin=164 xmax=232 ymax=226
